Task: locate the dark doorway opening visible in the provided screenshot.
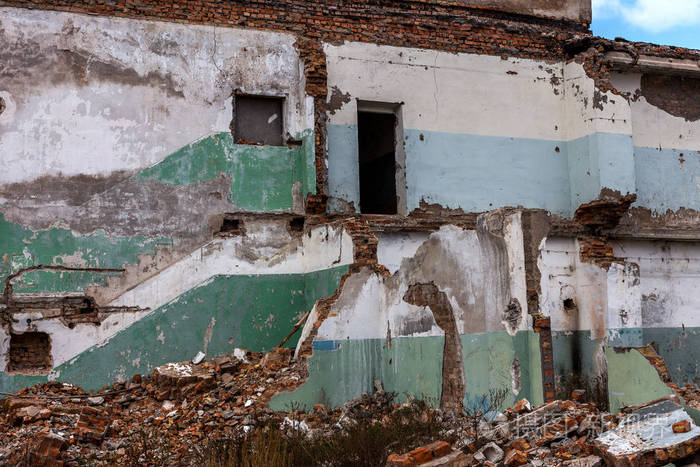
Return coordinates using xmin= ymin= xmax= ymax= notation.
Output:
xmin=358 ymin=111 xmax=398 ymax=214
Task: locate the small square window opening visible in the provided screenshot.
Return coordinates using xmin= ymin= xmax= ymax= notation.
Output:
xmin=233 ymin=95 xmax=284 ymax=146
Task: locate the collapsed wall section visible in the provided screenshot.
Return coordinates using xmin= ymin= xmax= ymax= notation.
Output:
xmin=538 ymin=235 xmax=700 ymax=406
xmin=0 ymin=221 xmax=354 ymax=392
xmin=271 ymin=211 xmax=544 ymax=410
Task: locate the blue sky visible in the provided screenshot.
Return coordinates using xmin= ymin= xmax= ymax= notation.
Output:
xmin=591 ymin=0 xmax=700 ymax=49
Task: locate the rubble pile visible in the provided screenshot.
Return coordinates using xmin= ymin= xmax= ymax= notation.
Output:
xmin=0 ymin=347 xmax=308 ymax=465
xmin=390 ymin=394 xmax=700 ymax=467
xmin=392 ymin=398 xmax=615 ymax=467
xmin=678 ymin=385 xmax=700 ymax=411
xmin=2 ymin=347 xmax=700 ymax=466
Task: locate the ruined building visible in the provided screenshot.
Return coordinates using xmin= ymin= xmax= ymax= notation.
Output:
xmin=1 ymin=0 xmax=699 ymax=414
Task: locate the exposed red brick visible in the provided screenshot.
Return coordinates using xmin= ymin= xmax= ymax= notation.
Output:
xmin=409 ymin=446 xmax=433 ymax=463
xmin=532 ymin=313 xmax=555 ymax=403
xmin=673 ymin=420 xmax=691 ymax=434
xmin=387 ymin=453 xmax=417 ymax=466
xmin=426 ymin=440 xmax=452 ymax=458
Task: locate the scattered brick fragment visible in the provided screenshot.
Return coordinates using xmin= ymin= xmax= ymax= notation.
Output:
xmin=674 ymin=420 xmax=692 ymax=434
xmin=425 ymin=440 xmax=452 ymax=458
xmin=76 ymin=406 xmax=109 ymax=442
xmin=408 ymin=446 xmax=433 ymax=464
xmin=26 ymin=432 xmax=67 ymax=467
xmin=387 ymin=453 xmax=416 ymax=466
xmin=504 ymin=448 xmax=528 ymax=466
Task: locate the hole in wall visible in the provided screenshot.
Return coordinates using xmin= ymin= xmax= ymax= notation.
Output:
xmin=8 ymin=332 xmax=52 ymax=375
xmin=563 ymin=298 xmax=577 ymax=313
xmin=288 ymin=216 xmax=305 ymax=233
xmin=501 ymin=298 xmax=522 ymax=336
xmin=233 ymin=94 xmax=284 ymax=146
xmin=219 ymin=216 xmax=243 ymax=236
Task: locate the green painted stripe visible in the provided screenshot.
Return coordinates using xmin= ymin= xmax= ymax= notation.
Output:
xmin=0 ymin=213 xmax=169 ymax=294
xmin=137 ymin=130 xmax=315 ymax=212
xmin=1 ymin=128 xmax=316 ymax=293
xmin=0 ymin=266 xmax=348 ymax=393
xmin=270 ymin=331 xmax=543 ymax=411
xmin=606 ymin=347 xmax=674 ymax=414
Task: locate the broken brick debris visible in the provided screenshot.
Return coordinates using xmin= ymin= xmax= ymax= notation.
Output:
xmin=594 ymin=398 xmax=700 ymax=466
xmin=4 ymin=349 xmax=700 ymax=466
xmin=76 ymin=406 xmax=109 ymax=443
xmin=152 ymin=361 xmax=216 ymax=400
xmin=387 ymin=394 xmax=700 ymax=466
xmin=387 ymin=441 xmax=472 ymax=467
xmin=26 ymin=432 xmax=68 ymax=467
xmin=261 ymin=346 xmax=292 ymax=370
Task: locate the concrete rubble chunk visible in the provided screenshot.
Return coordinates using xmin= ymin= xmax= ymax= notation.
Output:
xmin=594 ymin=398 xmax=700 ymax=465
xmin=233 ymin=348 xmax=248 ymax=362
xmin=191 ymin=351 xmax=206 ymax=365
xmin=478 ymin=442 xmax=504 ymax=463
xmin=561 ymin=455 xmax=603 ymax=466
xmin=152 ymin=361 xmax=216 ymax=400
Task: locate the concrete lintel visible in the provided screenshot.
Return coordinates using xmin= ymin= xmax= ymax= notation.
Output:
xmin=605 ymin=51 xmax=700 ymax=77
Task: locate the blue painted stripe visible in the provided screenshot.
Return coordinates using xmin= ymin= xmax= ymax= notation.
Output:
xmin=634 ymin=146 xmax=700 ymax=213
xmin=404 ymin=129 xmax=571 ymax=215
xmin=327 ymin=124 xmax=700 ymax=217
xmin=312 ymin=340 xmax=339 ymax=351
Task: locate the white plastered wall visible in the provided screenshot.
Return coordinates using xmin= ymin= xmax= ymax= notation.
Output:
xmin=0 ymin=7 xmax=312 ymax=184
xmin=325 ymin=41 xmax=566 ymax=140
xmin=297 ymin=213 xmax=529 ymax=356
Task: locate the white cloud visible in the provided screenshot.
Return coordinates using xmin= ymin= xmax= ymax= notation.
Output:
xmin=593 ymin=0 xmax=700 ymax=32
xmin=592 ymin=0 xmax=622 ymax=16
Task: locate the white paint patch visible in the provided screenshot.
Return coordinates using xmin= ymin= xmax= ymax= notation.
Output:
xmin=614 ymin=240 xmax=700 ymax=328
xmin=503 ymin=211 xmax=529 ymax=331
xmin=563 ymin=62 xmax=633 ymax=142
xmin=611 ymin=72 xmax=700 ymax=151
xmin=111 ymin=223 xmax=353 ymax=311
xmin=303 ymin=215 xmax=527 ymax=348
xmin=539 ymin=237 xmax=616 ymax=335
xmin=325 ymin=42 xmax=566 ymax=141
xmin=538 ymin=236 xmax=700 ymax=333
xmin=376 ymin=232 xmax=430 ymax=274
xmin=0 ymin=7 xmax=310 ymax=184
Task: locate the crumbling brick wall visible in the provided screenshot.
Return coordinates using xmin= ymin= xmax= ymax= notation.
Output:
xmin=404 ymin=282 xmax=465 ymax=414
xmin=7 ymin=332 xmax=52 ymax=374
